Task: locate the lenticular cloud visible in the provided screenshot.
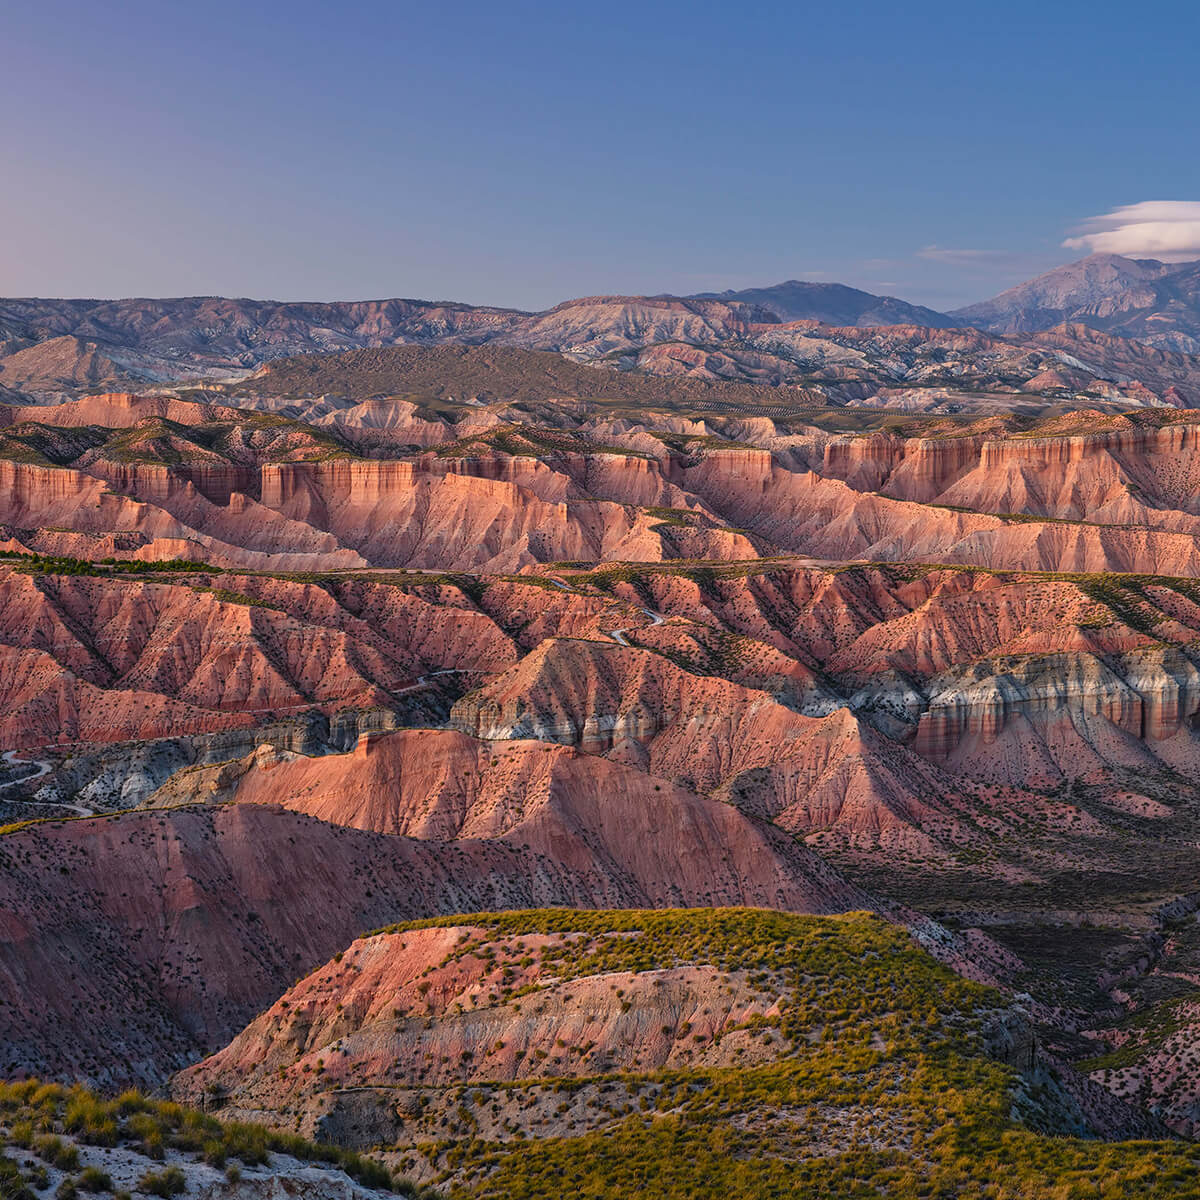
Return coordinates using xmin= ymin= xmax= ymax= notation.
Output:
xmin=1063 ymin=201 xmax=1200 ymax=262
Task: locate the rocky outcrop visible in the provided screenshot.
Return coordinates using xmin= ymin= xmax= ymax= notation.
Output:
xmin=913 ymin=648 xmax=1200 ymax=781
xmin=168 ymin=907 xmax=1159 ymax=1193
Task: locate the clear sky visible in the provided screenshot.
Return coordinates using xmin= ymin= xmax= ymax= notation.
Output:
xmin=4 ymin=0 xmax=1198 ymax=310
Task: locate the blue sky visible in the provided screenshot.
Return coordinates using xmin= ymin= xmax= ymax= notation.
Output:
xmin=4 ymin=0 xmax=1198 ymax=309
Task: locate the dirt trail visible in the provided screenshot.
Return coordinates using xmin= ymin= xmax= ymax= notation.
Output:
xmin=0 ymin=750 xmax=91 ymax=816
xmin=546 ymin=575 xmax=666 ymax=645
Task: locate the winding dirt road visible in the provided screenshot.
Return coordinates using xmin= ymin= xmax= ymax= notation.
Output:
xmin=0 ymin=750 xmax=92 ymax=817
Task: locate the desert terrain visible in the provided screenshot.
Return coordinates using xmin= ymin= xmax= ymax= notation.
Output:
xmin=6 ymin=261 xmax=1200 ymax=1195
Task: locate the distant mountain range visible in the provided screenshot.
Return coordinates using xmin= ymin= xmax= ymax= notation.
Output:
xmin=3 ymin=253 xmax=1200 ymax=393
xmin=709 ymin=258 xmax=1200 ymax=354
xmin=952 ymin=254 xmax=1200 ymax=352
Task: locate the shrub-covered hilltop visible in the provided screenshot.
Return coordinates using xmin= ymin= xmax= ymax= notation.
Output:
xmin=0 ymin=1080 xmax=432 ymax=1198
xmin=173 ymin=908 xmax=1200 ymax=1199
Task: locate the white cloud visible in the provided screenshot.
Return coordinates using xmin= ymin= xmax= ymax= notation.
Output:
xmin=1063 ymin=201 xmax=1200 ymax=262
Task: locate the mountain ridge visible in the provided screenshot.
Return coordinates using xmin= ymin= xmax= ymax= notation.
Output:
xmin=690 ymin=278 xmax=959 ymax=327
xmin=7 ymin=257 xmax=1200 ymax=391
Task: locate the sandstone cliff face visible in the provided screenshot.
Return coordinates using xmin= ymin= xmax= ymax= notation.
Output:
xmin=448 ymin=636 xmax=827 ymax=786
xmin=257 ymin=459 xmax=648 ymax=570
xmin=912 ymin=648 xmax=1200 ymax=782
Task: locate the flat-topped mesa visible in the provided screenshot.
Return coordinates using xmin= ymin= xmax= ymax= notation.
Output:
xmin=0 ymin=391 xmax=237 ymax=429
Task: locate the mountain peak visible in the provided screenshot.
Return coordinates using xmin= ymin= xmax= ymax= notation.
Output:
xmin=953 ymin=253 xmax=1200 ymax=352
xmin=690 ymin=279 xmax=958 ymax=328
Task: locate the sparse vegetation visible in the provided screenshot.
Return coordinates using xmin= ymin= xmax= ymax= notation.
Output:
xmin=228 ymin=908 xmax=1200 ymax=1199
xmin=0 ymin=1082 xmax=407 ymax=1194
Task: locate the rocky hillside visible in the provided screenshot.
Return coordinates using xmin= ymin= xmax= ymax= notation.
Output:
xmin=0 ymin=802 xmax=642 ymax=1087
xmin=0 ymin=296 xmax=527 ymax=384
xmin=0 ymin=295 xmax=769 ymax=387
xmin=240 ymin=343 xmax=810 ymax=409
xmin=171 ymin=908 xmax=1181 ymax=1199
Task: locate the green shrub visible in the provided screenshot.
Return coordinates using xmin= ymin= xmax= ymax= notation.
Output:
xmin=0 ymin=1079 xmax=409 ymax=1196
xmin=136 ymin=1167 xmax=186 ymax=1198
xmin=76 ymin=1166 xmax=113 ymax=1193
xmin=33 ymin=1135 xmax=79 ymax=1171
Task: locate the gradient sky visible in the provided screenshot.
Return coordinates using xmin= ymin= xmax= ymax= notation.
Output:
xmin=4 ymin=0 xmax=1198 ymax=310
